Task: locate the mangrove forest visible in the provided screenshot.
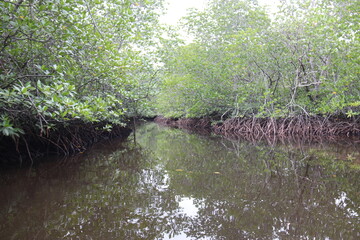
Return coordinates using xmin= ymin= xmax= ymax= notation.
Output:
xmin=1 ymin=1 xmax=360 ymax=239
xmin=1 ymin=0 xmax=360 ymax=163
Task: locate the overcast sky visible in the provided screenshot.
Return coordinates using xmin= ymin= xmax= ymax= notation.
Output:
xmin=160 ymin=0 xmax=281 ymax=25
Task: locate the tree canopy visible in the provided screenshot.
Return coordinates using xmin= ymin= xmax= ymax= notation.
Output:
xmin=156 ymin=0 xmax=360 ymax=119
xmin=1 ymin=0 xmax=359 ymax=149
xmin=0 ymin=0 xmax=163 ymax=140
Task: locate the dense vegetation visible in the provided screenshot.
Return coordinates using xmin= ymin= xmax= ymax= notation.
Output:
xmin=0 ymin=0 xmax=163 ymax=160
xmin=157 ymin=0 xmax=360 ymax=119
xmin=1 ymin=0 xmax=359 ymax=161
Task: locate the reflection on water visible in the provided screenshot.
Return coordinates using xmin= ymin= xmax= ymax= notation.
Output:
xmin=0 ymin=122 xmax=359 ymax=239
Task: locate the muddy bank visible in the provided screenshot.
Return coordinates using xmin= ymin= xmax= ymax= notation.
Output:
xmin=0 ymin=121 xmax=132 ymax=167
xmin=155 ymin=115 xmax=360 ymax=139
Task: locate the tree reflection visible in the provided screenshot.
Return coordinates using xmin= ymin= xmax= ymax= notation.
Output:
xmin=0 ymin=123 xmax=359 ymax=239
xmin=136 ymin=123 xmax=360 ymax=239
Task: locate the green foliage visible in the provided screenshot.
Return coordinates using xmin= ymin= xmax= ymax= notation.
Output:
xmin=1 ymin=0 xmax=359 ymax=140
xmin=0 ymin=115 xmax=24 ymax=139
xmin=156 ymin=0 xmax=360 ymax=119
xmin=0 ymin=0 xmax=164 ymax=137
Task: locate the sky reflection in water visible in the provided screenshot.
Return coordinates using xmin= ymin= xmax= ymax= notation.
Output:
xmin=0 ymin=122 xmax=359 ymax=239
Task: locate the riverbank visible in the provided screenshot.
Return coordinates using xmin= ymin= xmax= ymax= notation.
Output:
xmin=154 ymin=115 xmax=360 ymax=139
xmin=0 ymin=120 xmax=132 ymax=167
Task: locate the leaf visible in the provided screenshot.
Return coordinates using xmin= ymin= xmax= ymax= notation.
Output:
xmin=21 ymin=87 xmax=28 ymax=94
xmin=2 ymin=127 xmax=10 ymax=136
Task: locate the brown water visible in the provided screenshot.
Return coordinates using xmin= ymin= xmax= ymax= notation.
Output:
xmin=0 ymin=122 xmax=359 ymax=239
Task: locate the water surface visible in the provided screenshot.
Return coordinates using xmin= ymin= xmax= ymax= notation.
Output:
xmin=0 ymin=123 xmax=359 ymax=239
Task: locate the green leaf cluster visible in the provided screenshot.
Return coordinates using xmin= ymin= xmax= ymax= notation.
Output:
xmin=156 ymin=0 xmax=360 ymax=119
xmin=0 ymin=0 xmax=164 ymax=138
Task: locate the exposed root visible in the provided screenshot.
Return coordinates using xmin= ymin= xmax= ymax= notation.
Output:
xmin=0 ymin=120 xmax=132 ymax=167
xmin=155 ymin=115 xmax=360 ymax=142
xmin=212 ymin=116 xmax=360 ymax=137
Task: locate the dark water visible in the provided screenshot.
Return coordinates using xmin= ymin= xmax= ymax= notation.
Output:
xmin=0 ymin=123 xmax=359 ymax=240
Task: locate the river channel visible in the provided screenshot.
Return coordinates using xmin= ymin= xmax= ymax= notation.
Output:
xmin=0 ymin=122 xmax=359 ymax=239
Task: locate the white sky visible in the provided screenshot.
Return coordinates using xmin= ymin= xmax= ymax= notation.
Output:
xmin=160 ymin=0 xmax=281 ymax=25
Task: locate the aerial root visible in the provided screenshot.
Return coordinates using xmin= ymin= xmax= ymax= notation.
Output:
xmin=213 ymin=116 xmax=360 ymax=138
xmin=156 ymin=115 xmax=360 ymax=141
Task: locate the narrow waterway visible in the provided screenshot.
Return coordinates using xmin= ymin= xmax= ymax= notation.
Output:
xmin=0 ymin=122 xmax=359 ymax=239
